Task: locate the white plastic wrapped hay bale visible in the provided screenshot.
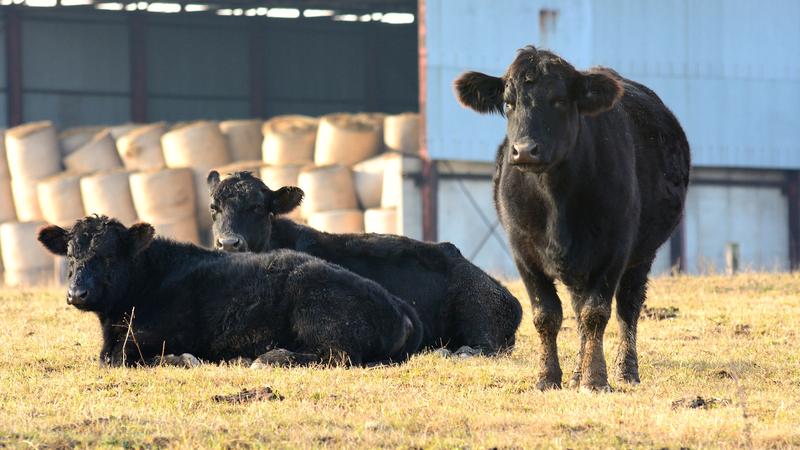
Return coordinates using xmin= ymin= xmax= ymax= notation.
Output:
xmin=116 ymin=122 xmax=166 ymax=171
xmin=307 ymin=209 xmax=364 ymax=234
xmin=11 ymin=178 xmax=44 ymax=221
xmin=1 ymin=221 xmax=53 ymax=287
xmin=262 ymin=115 xmax=318 ymax=165
xmin=384 ymin=113 xmax=419 ymax=155
xmin=162 ymin=120 xmax=231 ymax=232
xmin=80 ymin=169 xmax=138 ymax=225
xmin=297 ymin=165 xmax=357 ymax=218
xmin=220 ymin=120 xmax=263 ymax=162
xmin=129 ymin=168 xmax=195 ymax=223
xmin=314 ymin=113 xmax=383 ymax=166
xmin=64 ymin=130 xmax=122 ymax=175
xmin=364 ymin=207 xmax=398 ymax=234
xmin=213 ymin=160 xmax=265 ymax=180
xmin=58 ymin=126 xmax=107 ymax=156
xmin=37 ymin=173 xmax=84 ymax=227
xmin=380 ymin=155 xmax=404 ymax=208
xmin=352 ymin=153 xmax=399 ymax=209
xmin=5 ymin=121 xmax=61 ymax=179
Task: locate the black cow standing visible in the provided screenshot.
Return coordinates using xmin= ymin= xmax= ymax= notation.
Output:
xmin=38 ymin=216 xmax=423 ymax=367
xmin=454 ymin=46 xmax=690 ymax=391
xmin=206 ymin=171 xmax=522 ymax=356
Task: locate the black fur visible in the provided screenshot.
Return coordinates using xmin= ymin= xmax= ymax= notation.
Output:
xmin=207 ymin=171 xmax=523 ymax=355
xmin=38 ymin=216 xmax=423 ymax=367
xmin=454 ymin=46 xmax=691 ymax=390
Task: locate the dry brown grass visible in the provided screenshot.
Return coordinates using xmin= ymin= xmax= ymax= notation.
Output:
xmin=1 ymin=273 xmax=799 ymax=448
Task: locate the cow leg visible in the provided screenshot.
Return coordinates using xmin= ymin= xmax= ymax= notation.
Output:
xmin=516 ymin=260 xmax=563 ymax=390
xmin=571 ymin=284 xmax=615 ymax=392
xmin=614 ymin=260 xmax=652 ymax=384
xmin=568 ymin=326 xmax=586 ymax=388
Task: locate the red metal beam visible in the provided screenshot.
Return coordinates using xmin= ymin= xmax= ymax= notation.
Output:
xmin=418 ymin=0 xmax=437 ymax=242
xmin=129 ymin=14 xmax=148 ymax=122
xmin=5 ymin=9 xmax=23 ymax=127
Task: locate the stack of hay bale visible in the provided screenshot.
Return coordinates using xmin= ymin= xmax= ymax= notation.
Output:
xmin=0 ymin=112 xmax=418 ymax=287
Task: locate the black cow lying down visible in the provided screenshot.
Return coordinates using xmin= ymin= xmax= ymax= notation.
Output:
xmin=37 ymin=216 xmax=423 ymax=367
xmin=206 ymin=171 xmax=523 ymax=356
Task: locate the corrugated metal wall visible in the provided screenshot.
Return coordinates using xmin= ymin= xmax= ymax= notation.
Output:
xmin=6 ymin=8 xmax=417 ymax=128
xmin=425 ymin=0 xmax=800 ymax=169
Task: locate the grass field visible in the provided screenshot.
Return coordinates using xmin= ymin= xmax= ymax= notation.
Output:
xmin=1 ymin=273 xmax=799 ymax=449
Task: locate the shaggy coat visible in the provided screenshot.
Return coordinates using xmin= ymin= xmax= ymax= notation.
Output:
xmin=454 ymin=46 xmax=690 ymax=390
xmin=207 ymin=171 xmax=523 ymax=355
xmin=38 ymin=216 xmax=423 ymax=367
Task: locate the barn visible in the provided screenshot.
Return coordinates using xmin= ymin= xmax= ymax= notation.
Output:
xmin=0 ymin=0 xmax=798 ymax=280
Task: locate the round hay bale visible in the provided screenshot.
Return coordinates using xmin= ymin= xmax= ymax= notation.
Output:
xmin=307 ymin=209 xmax=364 ymax=234
xmin=0 ymin=221 xmax=53 ymax=274
xmin=107 ymin=123 xmax=140 ymax=141
xmin=352 ymin=154 xmax=397 ymax=209
xmin=0 ymin=179 xmax=15 ymax=223
xmin=152 ymin=217 xmax=200 ymax=245
xmin=384 ymin=113 xmax=419 ymax=154
xmin=0 ymin=130 xmax=9 ymax=179
xmin=80 ymin=169 xmax=138 ymax=225
xmin=364 ymin=207 xmax=398 ymax=234
xmin=380 ymin=156 xmax=403 ymax=208
xmin=213 ymin=160 xmax=266 ymax=180
xmin=259 ymin=164 xmax=303 ymax=190
xmin=314 ymin=113 xmax=383 ymax=166
xmin=37 ymin=173 xmax=84 ymax=227
xmin=129 ymin=168 xmax=195 ymax=223
xmin=116 ymin=122 xmax=166 ymax=171
xmin=162 ymin=120 xmax=230 ymax=232
xmin=161 ymin=120 xmax=231 ymax=169
xmin=220 ymin=119 xmax=263 ymax=161
xmin=11 ymin=178 xmax=44 ymax=221
xmin=58 ymin=126 xmax=107 ymax=157
xmin=262 ymin=115 xmax=318 ymax=165
xmin=64 ymin=130 xmax=122 ymax=175
xmin=297 ymin=165 xmax=357 ymax=218
xmin=5 ymin=121 xmax=61 ymax=180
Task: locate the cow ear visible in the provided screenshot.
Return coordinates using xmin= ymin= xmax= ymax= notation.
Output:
xmin=38 ymin=225 xmax=69 ymax=256
xmin=454 ymin=71 xmax=505 ymax=114
xmin=127 ymin=222 xmax=155 ymax=256
xmin=573 ymin=69 xmax=623 ymax=116
xmin=270 ymin=186 xmax=303 ymax=215
xmin=207 ymin=170 xmax=221 ymax=194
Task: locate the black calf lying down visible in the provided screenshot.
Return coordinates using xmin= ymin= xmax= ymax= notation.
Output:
xmin=206 ymin=171 xmax=523 ymax=355
xmin=37 ymin=216 xmax=422 ymax=367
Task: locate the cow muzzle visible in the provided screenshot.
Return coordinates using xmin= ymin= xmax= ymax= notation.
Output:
xmin=216 ymin=235 xmax=247 ymax=252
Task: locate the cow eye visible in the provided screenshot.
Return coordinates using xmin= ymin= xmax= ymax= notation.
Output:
xmin=504 ymin=100 xmax=514 ymax=112
xmin=251 ymin=205 xmax=265 ymax=215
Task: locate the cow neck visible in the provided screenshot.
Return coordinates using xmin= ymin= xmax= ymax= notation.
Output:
xmin=269 ymin=217 xmax=304 ymax=250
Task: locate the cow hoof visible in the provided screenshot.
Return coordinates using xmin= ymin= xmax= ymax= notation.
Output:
xmin=617 ymin=372 xmax=640 ymax=384
xmin=580 ymin=382 xmax=612 ymax=393
xmin=454 ymin=346 xmax=483 ymax=358
xmin=160 ymin=353 xmax=201 ymax=368
xmin=251 ymin=349 xmax=293 ymax=368
xmin=568 ymin=372 xmax=582 ymax=389
xmin=535 ymin=378 xmax=562 ymax=391
xmin=433 ymin=348 xmax=452 ymax=358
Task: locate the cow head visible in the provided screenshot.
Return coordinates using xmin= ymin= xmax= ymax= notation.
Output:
xmin=37 ymin=216 xmax=154 ymax=312
xmin=207 ymin=170 xmax=303 ymax=253
xmin=454 ymin=46 xmax=623 ymax=173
